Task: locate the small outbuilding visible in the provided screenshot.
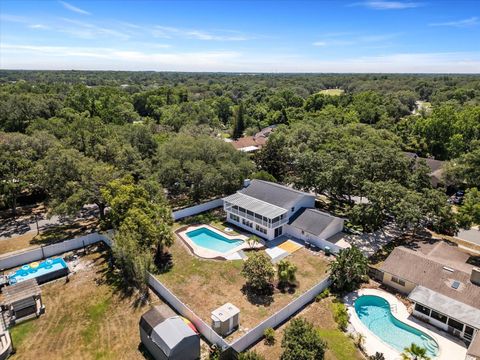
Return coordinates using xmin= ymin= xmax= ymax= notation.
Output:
xmin=0 ymin=278 xmax=44 ymax=327
xmin=211 ymin=303 xmax=240 ymax=336
xmin=139 ymin=305 xmax=200 ymax=360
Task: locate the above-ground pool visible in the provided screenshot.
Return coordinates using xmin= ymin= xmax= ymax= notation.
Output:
xmin=9 ymin=258 xmax=69 ymax=285
xmin=185 ymin=227 xmax=243 ymax=253
xmin=354 ymin=295 xmax=439 ymax=357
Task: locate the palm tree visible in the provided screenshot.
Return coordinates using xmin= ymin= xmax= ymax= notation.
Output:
xmin=329 ymin=246 xmax=368 ymax=292
xmin=401 ymin=343 xmax=430 ymax=360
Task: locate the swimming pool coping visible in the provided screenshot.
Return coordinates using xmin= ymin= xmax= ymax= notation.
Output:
xmin=176 ymin=224 xmax=260 ymax=260
xmin=344 ymin=288 xmax=467 ymax=360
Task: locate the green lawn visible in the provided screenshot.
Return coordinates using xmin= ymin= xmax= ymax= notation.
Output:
xmin=318 ymin=89 xmax=345 ymax=96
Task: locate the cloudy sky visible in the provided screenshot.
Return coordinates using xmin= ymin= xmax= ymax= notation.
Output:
xmin=1 ymin=0 xmax=479 ymax=72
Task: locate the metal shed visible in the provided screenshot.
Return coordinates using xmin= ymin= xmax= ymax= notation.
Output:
xmin=140 ymin=305 xmax=200 ymax=360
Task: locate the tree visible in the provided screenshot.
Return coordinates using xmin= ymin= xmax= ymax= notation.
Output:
xmin=329 ymin=247 xmax=368 ymax=292
xmin=277 ymin=260 xmax=297 ymax=288
xmin=445 ymin=147 xmax=480 ymax=189
xmin=457 ymin=188 xmax=480 ymax=229
xmin=238 ymin=351 xmax=265 ymax=360
xmin=369 ymin=352 xmax=386 ymax=360
xmin=241 ymin=252 xmax=275 ymax=293
xmin=233 ymin=102 xmax=245 ymax=139
xmin=250 ymin=170 xmax=277 ymax=183
xmin=280 ymin=318 xmax=327 ymax=360
xmin=247 ymin=235 xmax=261 ymax=249
xmin=401 ymin=343 xmax=430 ymax=360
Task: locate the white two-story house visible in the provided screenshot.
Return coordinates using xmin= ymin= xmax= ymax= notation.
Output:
xmin=223 ymin=180 xmax=346 ymax=252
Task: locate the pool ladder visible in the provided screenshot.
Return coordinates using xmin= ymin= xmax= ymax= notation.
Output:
xmin=390 ymin=303 xmax=397 ymax=314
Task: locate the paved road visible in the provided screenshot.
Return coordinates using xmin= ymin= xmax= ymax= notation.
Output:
xmin=456 ymin=227 xmax=480 ymax=246
xmin=0 ymin=205 xmax=98 ymax=241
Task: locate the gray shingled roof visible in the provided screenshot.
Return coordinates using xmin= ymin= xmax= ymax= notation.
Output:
xmin=288 ymin=208 xmax=338 ymax=237
xmin=241 ymin=180 xmax=311 ymax=210
xmin=409 ymin=285 xmax=480 ymax=329
xmin=380 ymin=244 xmax=480 ymax=308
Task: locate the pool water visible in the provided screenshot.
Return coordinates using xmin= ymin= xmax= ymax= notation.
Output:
xmin=9 ymin=258 xmax=68 ymax=284
xmin=354 ymin=295 xmax=439 ymax=357
xmin=186 ymin=227 xmax=243 ymax=253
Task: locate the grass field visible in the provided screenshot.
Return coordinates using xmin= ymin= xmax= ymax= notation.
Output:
xmin=9 ymin=248 xmax=160 ymax=360
xmin=318 ymin=89 xmax=345 ymax=96
xmin=252 ymin=296 xmax=364 ymax=360
xmin=157 ymin=236 xmax=330 ymax=341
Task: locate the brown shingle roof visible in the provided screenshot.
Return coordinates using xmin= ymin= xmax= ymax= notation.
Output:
xmin=380 ymin=242 xmax=480 ymax=308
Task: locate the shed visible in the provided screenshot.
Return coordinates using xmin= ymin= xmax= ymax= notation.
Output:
xmin=211 ymin=303 xmax=240 ymax=336
xmin=0 ymin=279 xmax=43 ymax=326
xmin=140 ymin=305 xmax=200 ymax=360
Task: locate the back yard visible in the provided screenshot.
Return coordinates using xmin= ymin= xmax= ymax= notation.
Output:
xmin=8 ymin=247 xmax=159 ymax=360
xmin=157 ymin=234 xmax=330 ymax=341
xmin=252 ymin=296 xmax=365 ymax=360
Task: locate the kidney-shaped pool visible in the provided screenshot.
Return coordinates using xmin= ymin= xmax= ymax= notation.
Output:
xmin=354 ymin=295 xmax=439 ymax=357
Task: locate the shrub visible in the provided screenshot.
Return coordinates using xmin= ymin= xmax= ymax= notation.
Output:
xmin=238 ymin=350 xmax=266 ymax=360
xmin=241 ymin=252 xmax=275 ymax=293
xmin=369 ymin=352 xmax=386 ymax=360
xmin=315 ymin=288 xmax=331 ymax=301
xmin=263 ymin=327 xmax=276 ymax=345
xmin=332 ymin=301 xmax=349 ymax=331
xmin=281 ymin=318 xmax=327 ymax=360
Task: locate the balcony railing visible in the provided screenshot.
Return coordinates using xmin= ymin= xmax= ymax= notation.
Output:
xmin=226 ymin=207 xmax=287 ymax=229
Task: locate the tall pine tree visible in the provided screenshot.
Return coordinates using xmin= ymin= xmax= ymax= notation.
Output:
xmin=233 ymin=102 xmax=245 ymax=139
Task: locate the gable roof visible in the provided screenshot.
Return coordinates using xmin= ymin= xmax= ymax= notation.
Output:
xmin=404 ymin=152 xmax=444 ymax=181
xmin=241 ymin=180 xmax=312 ymax=210
xmin=151 ymin=317 xmax=197 ymax=356
xmin=380 ymin=243 xmax=480 ymax=309
xmin=288 ymin=208 xmax=340 ymax=238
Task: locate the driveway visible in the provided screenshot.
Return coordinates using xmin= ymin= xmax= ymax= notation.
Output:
xmin=345 ymin=223 xmax=403 ymax=257
xmin=456 ymin=226 xmax=480 ymax=246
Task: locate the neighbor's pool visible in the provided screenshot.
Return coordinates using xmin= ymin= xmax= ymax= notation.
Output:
xmin=9 ymin=258 xmax=68 ymax=284
xmin=186 ymin=227 xmax=243 ymax=253
xmin=354 ymin=295 xmax=439 ymax=357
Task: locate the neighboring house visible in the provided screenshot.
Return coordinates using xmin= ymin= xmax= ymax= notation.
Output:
xmin=140 ymin=305 xmax=200 ymax=360
xmin=404 ymin=152 xmax=445 ymax=187
xmin=378 ymin=241 xmax=480 ymax=352
xmin=228 ymin=125 xmax=277 ymax=153
xmin=223 ymin=180 xmax=347 ymax=252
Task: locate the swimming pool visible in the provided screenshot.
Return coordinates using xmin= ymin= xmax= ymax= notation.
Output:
xmin=185 ymin=227 xmax=243 ymax=253
xmin=354 ymin=295 xmax=439 ymax=357
xmin=9 ymin=258 xmax=69 ymax=285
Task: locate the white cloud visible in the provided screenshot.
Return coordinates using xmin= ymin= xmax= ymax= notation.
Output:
xmin=59 ymin=1 xmax=91 ymax=15
xmin=59 ymin=18 xmax=131 ymax=40
xmin=313 ymin=41 xmax=327 ymax=47
xmin=1 ymin=43 xmax=479 ymax=73
xmin=153 ymin=25 xmax=251 ymax=41
xmin=29 ymin=24 xmax=50 ymax=30
xmin=313 ymin=33 xmax=400 ymax=47
xmin=350 ymin=1 xmax=422 ymax=10
xmin=429 ymin=17 xmax=479 ymax=28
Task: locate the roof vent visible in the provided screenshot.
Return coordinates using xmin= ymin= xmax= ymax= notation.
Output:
xmin=451 ymin=280 xmax=461 ymax=290
xmin=471 ymin=268 xmax=480 ymax=286
xmin=442 ymin=266 xmax=454 ymax=272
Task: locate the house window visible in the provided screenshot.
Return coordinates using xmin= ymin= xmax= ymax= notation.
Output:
xmin=447 ymin=318 xmax=464 ymax=332
xmin=255 ymin=224 xmax=267 ymax=234
xmin=291 ymin=207 xmax=295 ymax=212
xmin=274 ymin=226 xmax=283 ymax=237
xmin=465 ymin=326 xmax=474 ymax=336
xmin=230 ymin=214 xmax=239 ymax=222
xmin=414 ymin=304 xmax=431 ymax=317
xmin=431 ymin=310 xmax=447 ymax=324
xmin=391 ymin=276 xmax=406 ymax=287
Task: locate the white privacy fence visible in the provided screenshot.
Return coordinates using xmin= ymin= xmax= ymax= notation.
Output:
xmin=172 ymin=198 xmax=223 ymax=220
xmin=0 ymin=232 xmax=110 ymax=271
xmin=230 ymin=276 xmax=332 ymax=353
xmin=147 ymin=274 xmax=229 ymax=349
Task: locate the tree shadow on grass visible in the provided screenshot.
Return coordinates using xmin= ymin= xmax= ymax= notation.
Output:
xmin=241 ymin=284 xmax=274 ymax=306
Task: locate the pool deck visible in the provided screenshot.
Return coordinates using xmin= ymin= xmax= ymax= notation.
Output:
xmin=344 ymin=288 xmax=467 ymax=360
xmin=176 ymin=224 xmax=261 ymax=260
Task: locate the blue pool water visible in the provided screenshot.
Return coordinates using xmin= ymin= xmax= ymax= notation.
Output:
xmin=9 ymin=258 xmax=68 ymax=284
xmin=186 ymin=227 xmax=243 ymax=253
xmin=354 ymin=295 xmax=439 ymax=357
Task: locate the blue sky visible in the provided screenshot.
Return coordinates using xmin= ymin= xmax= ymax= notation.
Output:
xmin=1 ymin=0 xmax=479 ymax=72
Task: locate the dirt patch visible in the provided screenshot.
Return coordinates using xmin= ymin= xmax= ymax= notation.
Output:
xmin=9 ymin=248 xmax=161 ymax=360
xmin=158 ymin=239 xmax=330 ymax=342
xmin=252 ymin=297 xmax=364 ymax=360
